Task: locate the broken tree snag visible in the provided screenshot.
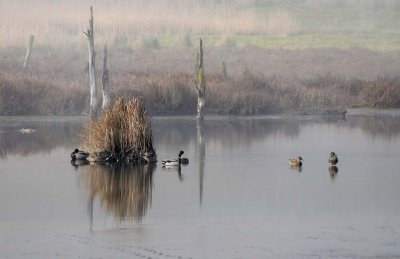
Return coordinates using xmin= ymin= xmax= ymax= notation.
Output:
xmin=83 ymin=6 xmax=98 ymax=120
xmin=23 ymin=35 xmax=34 ymax=70
xmin=221 ymin=61 xmax=228 ymax=81
xmin=102 ymin=42 xmax=111 ymax=110
xmin=195 ymin=38 xmax=206 ymax=120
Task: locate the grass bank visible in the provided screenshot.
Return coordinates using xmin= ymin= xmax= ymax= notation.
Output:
xmin=1 ymin=44 xmax=400 ymax=116
xmin=2 ymin=71 xmax=400 ymax=116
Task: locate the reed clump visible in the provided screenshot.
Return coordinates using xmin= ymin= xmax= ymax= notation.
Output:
xmin=82 ymin=97 xmax=156 ymax=163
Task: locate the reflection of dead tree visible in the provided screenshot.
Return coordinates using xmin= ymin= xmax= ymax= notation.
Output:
xmin=197 ymin=119 xmax=205 ymax=205
xmin=85 ymin=163 xmax=154 ymax=227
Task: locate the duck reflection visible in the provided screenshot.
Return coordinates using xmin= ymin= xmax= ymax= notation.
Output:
xmin=71 ymin=159 xmax=89 ymax=170
xmin=84 ymin=162 xmax=155 ymax=226
xmin=163 ymin=165 xmax=183 ymax=181
xmin=290 ymin=165 xmax=302 ymax=173
xmin=329 ymin=166 xmax=339 ymax=180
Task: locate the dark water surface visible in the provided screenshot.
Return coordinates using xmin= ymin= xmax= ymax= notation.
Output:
xmin=1 ymin=113 xmax=400 ymax=258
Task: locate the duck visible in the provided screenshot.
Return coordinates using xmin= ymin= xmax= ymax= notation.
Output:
xmin=328 ymin=152 xmax=339 ymax=166
xmin=71 ymin=148 xmax=89 ymax=160
xmin=180 ymin=157 xmax=189 ymax=165
xmin=162 ymin=150 xmax=184 ymax=166
xmin=19 ymin=128 xmax=35 ymax=134
xmin=289 ymin=156 xmax=303 ymax=167
xmin=142 ymin=151 xmax=157 ymax=163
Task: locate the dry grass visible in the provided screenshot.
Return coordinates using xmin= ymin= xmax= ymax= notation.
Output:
xmin=82 ymin=97 xmax=155 ymax=161
xmin=0 ymin=74 xmax=88 ymax=115
xmin=1 ymin=46 xmax=400 ymax=116
xmin=3 ymin=69 xmax=400 ymax=116
xmin=0 ymin=0 xmax=297 ymax=48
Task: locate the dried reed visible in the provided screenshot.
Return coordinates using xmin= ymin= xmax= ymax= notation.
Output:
xmin=82 ymin=97 xmax=155 ymax=162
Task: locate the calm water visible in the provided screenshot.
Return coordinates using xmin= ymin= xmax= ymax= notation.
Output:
xmin=1 ymin=113 xmax=400 ymax=258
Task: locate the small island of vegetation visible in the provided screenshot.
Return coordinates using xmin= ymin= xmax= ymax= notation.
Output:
xmin=81 ymin=97 xmax=156 ymax=163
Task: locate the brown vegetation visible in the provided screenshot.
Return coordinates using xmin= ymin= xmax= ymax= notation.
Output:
xmin=82 ymin=98 xmax=155 ymax=162
xmin=2 ymin=67 xmax=400 ymax=116
xmin=1 ymin=46 xmax=400 ymax=116
xmin=0 ymin=74 xmax=88 ymax=115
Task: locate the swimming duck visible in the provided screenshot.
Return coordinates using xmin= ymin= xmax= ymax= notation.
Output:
xmin=162 ymin=150 xmax=184 ymax=166
xmin=328 ymin=152 xmax=339 ymax=166
xmin=180 ymin=157 xmax=189 ymax=165
xmin=289 ymin=156 xmax=303 ymax=166
xmin=142 ymin=151 xmax=157 ymax=163
xmin=71 ymin=148 xmax=89 ymax=160
xmin=19 ymin=128 xmax=35 ymax=134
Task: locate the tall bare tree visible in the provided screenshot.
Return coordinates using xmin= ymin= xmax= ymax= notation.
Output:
xmin=83 ymin=6 xmax=98 ymax=119
xmin=102 ymin=42 xmax=111 ymax=110
xmin=195 ymin=39 xmax=206 ymax=120
xmin=23 ymin=35 xmax=34 ymax=70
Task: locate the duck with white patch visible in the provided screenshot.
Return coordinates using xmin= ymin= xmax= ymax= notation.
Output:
xmin=289 ymin=156 xmax=303 ymax=167
xmin=328 ymin=152 xmax=339 ymax=166
xmin=19 ymin=128 xmax=35 ymax=134
xmin=162 ymin=150 xmax=185 ymax=167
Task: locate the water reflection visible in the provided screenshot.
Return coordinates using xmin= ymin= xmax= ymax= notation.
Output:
xmin=1 ymin=115 xmax=399 ymax=158
xmin=346 ymin=115 xmax=400 ymax=139
xmin=83 ymin=163 xmax=155 ymax=227
xmin=329 ymin=166 xmax=339 ymax=180
xmin=153 ymin=117 xmax=302 ymax=149
xmin=290 ymin=165 xmax=302 ymax=173
xmin=152 ymin=116 xmax=354 ymax=150
xmin=197 ymin=119 xmax=205 ymax=205
xmin=71 ymin=159 xmax=89 ymax=169
xmin=162 ymin=165 xmax=183 ymax=181
xmin=0 ymin=117 xmax=85 ymax=158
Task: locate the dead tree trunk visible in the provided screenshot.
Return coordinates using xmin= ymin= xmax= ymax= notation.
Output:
xmin=221 ymin=61 xmax=228 ymax=81
xmin=23 ymin=35 xmax=34 ymax=70
xmin=83 ymin=6 xmax=98 ymax=119
xmin=195 ymin=39 xmax=206 ymax=120
xmin=101 ymin=42 xmax=111 ymax=110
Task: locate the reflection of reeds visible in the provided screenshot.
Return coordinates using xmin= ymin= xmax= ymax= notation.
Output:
xmin=347 ymin=116 xmax=400 ymax=139
xmin=82 ymin=97 xmax=155 ymax=161
xmin=85 ymin=163 xmax=154 ymax=223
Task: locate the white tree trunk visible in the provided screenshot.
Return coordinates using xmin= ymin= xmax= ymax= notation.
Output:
xmin=102 ymin=42 xmax=111 ymax=110
xmin=196 ymin=39 xmax=206 ymax=120
xmin=83 ymin=6 xmax=98 ymax=119
xmin=23 ymin=35 xmax=34 ymax=70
